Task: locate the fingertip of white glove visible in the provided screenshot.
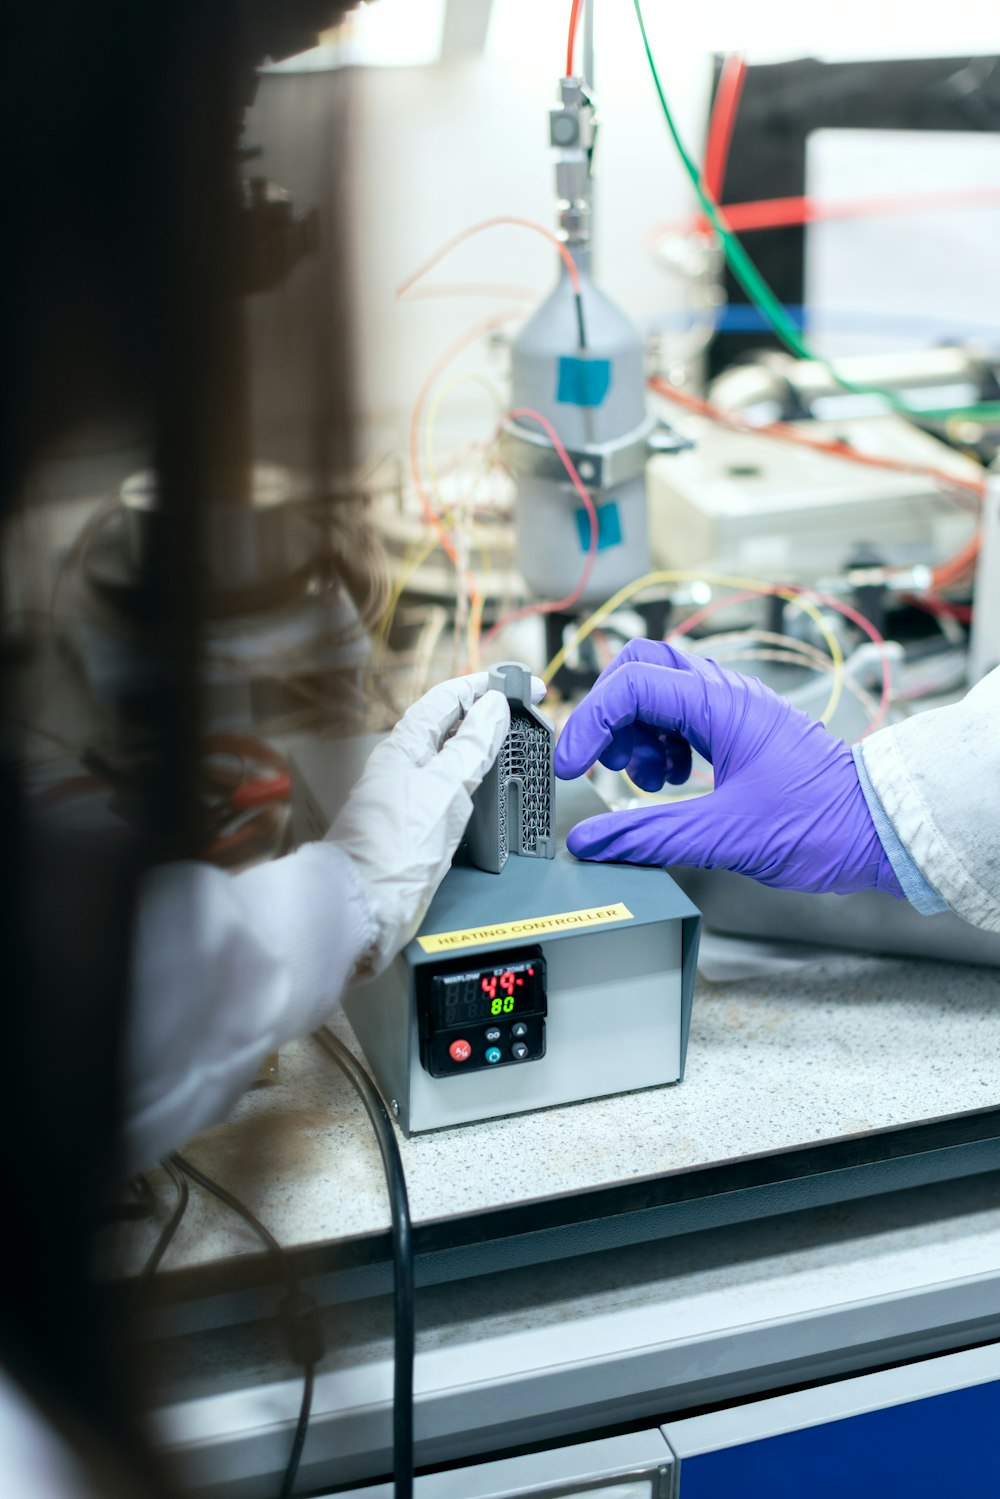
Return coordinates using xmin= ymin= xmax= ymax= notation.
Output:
xmin=466 ymin=688 xmax=512 ymax=753
xmin=437 ymin=690 xmax=510 ymax=788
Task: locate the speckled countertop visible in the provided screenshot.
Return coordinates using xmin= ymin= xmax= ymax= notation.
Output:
xmin=101 ymin=949 xmax=1000 ymax=1281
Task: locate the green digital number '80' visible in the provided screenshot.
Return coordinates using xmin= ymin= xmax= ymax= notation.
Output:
xmin=490 ymin=996 xmax=516 ymax=1016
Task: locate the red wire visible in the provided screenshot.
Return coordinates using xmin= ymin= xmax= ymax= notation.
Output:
xmin=668 ymin=584 xmax=894 ymax=736
xmin=566 ymin=0 xmax=584 ymax=77
xmin=408 ymin=310 xmax=518 ymax=582
xmin=483 ymin=405 xmax=599 ymax=645
xmin=703 ymin=54 xmax=747 ymax=204
xmin=653 ymin=185 xmax=1000 ymax=243
xmin=903 ymin=592 xmax=974 ymax=625
xmin=647 ymin=378 xmax=986 ymax=500
xmin=230 ymin=773 xmax=291 ymax=811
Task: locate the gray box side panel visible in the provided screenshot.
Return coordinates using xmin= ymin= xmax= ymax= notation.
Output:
xmin=343 ymin=964 xmax=413 ymax=1122
xmin=678 ymin=913 xmax=702 ymax=1081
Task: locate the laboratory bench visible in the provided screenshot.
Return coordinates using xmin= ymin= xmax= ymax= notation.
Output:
xmin=101 ymin=944 xmax=1000 ymax=1496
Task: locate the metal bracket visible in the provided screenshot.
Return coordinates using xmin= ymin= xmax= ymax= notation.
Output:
xmin=501 ymin=413 xmax=692 ymax=492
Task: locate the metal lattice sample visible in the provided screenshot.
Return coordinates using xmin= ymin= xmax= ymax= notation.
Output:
xmin=467 ymin=662 xmax=556 ymax=875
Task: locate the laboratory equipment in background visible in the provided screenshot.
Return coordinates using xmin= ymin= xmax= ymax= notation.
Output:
xmin=707 ymin=346 xmax=1000 ymax=425
xmin=646 ymin=407 xmax=981 ymax=586
xmin=73 ymin=460 xmax=371 ymax=733
xmin=60 ymin=74 xmax=377 ymax=738
xmin=290 ymin=725 xmax=700 ymax=1137
xmin=501 ymin=73 xmax=686 ymax=609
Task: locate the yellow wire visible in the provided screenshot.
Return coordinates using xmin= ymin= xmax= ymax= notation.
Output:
xmin=541 ymin=568 xmax=844 ymax=724
xmin=466 ymin=589 xmax=486 ymax=670
xmin=377 ymin=379 xmax=504 ymax=653
xmin=377 ymin=534 xmax=441 ymax=650
xmin=425 ymin=372 xmax=507 ymax=673
xmin=425 ymin=372 xmax=504 ymax=504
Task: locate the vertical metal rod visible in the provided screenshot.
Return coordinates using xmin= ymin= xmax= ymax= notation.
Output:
xmin=582 ymin=0 xmax=595 ymax=89
xmin=583 ymin=0 xmax=596 ymax=277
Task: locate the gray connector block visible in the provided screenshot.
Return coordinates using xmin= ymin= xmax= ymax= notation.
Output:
xmin=466 ymin=662 xmax=556 ymax=875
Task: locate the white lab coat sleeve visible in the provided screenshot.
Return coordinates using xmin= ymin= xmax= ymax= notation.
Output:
xmin=123 ymin=841 xmax=377 ymax=1173
xmin=855 ymin=665 xmax=1000 ymax=932
xmin=0 ymin=1367 xmax=94 ymax=1499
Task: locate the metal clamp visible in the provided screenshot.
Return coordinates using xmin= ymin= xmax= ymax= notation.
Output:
xmin=501 ymin=413 xmax=691 ymax=491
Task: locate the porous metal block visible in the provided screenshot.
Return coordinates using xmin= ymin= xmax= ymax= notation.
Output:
xmin=467 ymin=662 xmax=556 ymax=875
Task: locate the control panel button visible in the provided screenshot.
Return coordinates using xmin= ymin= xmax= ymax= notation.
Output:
xmin=512 ymin=1041 xmax=529 ymax=1060
xmin=484 ymin=1046 xmax=502 ymax=1065
xmin=511 ymin=1022 xmax=528 ymax=1039
xmin=448 ymin=1039 xmax=472 ymax=1063
xmin=485 ymin=1027 xmax=501 ymax=1043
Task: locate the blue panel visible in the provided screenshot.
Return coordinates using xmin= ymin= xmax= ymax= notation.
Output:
xmin=680 ymin=1379 xmax=1000 ymax=1498
xmin=575 ymin=501 xmax=622 ymax=552
xmin=557 ymin=355 xmax=611 ymax=406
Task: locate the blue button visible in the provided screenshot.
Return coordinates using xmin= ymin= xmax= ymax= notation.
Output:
xmin=484 ymin=1046 xmax=502 ymax=1065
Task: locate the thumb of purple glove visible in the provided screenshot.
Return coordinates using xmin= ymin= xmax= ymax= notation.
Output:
xmin=554 ymin=639 xmax=904 ymax=899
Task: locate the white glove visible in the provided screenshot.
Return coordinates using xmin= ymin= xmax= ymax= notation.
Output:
xmin=329 ymin=671 xmax=545 ymax=977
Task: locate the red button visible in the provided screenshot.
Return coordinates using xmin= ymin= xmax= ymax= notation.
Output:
xmin=448 ymin=1039 xmax=472 ymax=1063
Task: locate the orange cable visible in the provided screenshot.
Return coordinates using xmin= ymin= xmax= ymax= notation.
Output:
xmin=566 ymin=0 xmax=584 ymax=77
xmin=647 ymin=377 xmax=984 ymax=589
xmin=650 ymin=374 xmax=983 ymax=590
xmin=396 ymin=282 xmax=537 ymax=302
xmin=648 ymin=378 xmax=986 ymax=500
xmin=397 ymin=216 xmax=582 ymax=301
xmin=651 ymin=185 xmax=1000 ymax=245
xmin=408 ymin=312 xmax=519 ymax=552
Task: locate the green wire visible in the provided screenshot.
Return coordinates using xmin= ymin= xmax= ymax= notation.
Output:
xmin=631 ymin=0 xmax=910 ymax=416
xmin=919 ymin=401 xmax=1000 ymax=424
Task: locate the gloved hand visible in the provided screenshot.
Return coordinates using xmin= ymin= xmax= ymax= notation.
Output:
xmin=331 ymin=671 xmax=545 ymax=975
xmin=554 ymin=638 xmax=903 ymax=898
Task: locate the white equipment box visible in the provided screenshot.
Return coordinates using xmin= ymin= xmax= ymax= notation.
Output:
xmin=647 ymin=413 xmax=979 ymax=581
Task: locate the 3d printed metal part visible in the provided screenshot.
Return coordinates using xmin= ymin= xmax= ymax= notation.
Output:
xmin=467 ymin=662 xmax=556 ymax=875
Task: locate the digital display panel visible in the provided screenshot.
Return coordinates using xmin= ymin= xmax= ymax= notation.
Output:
xmin=432 ymin=955 xmax=545 ymax=1029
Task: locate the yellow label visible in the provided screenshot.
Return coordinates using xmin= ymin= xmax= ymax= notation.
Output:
xmin=417 ymin=902 xmax=634 ymax=954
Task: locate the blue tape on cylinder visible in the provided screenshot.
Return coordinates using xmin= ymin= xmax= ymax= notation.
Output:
xmin=575 ymin=501 xmax=622 ymax=552
xmin=557 ymin=356 xmax=612 ymax=407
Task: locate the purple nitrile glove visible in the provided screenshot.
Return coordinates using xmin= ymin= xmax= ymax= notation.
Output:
xmin=554 ymin=638 xmax=904 ymax=898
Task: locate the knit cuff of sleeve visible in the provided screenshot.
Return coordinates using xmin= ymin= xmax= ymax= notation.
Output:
xmin=853 ymin=743 xmax=948 ymax=914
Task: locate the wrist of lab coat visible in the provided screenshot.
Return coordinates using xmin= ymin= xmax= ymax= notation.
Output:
xmin=124 ymin=843 xmax=377 ymax=1172
xmin=853 ymin=743 xmax=948 ymax=914
xmin=232 ymin=841 xmax=379 ymax=1031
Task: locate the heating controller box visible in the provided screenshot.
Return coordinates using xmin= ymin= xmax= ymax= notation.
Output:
xmin=290 ymin=740 xmax=701 ymax=1136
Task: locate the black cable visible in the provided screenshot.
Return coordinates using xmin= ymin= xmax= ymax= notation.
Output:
xmin=128 ymin=1157 xmax=189 ymax=1311
xmin=574 ymin=290 xmax=588 ymax=350
xmin=313 ymin=1027 xmax=414 ymax=1499
xmin=281 ymin=1363 xmax=315 ymax=1499
xmin=170 ymin=1152 xmax=292 ymax=1289
xmin=170 ymin=1152 xmax=322 ymax=1499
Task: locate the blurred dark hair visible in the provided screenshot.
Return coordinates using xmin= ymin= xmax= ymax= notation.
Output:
xmin=1 ymin=2 xmax=359 ymax=1488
